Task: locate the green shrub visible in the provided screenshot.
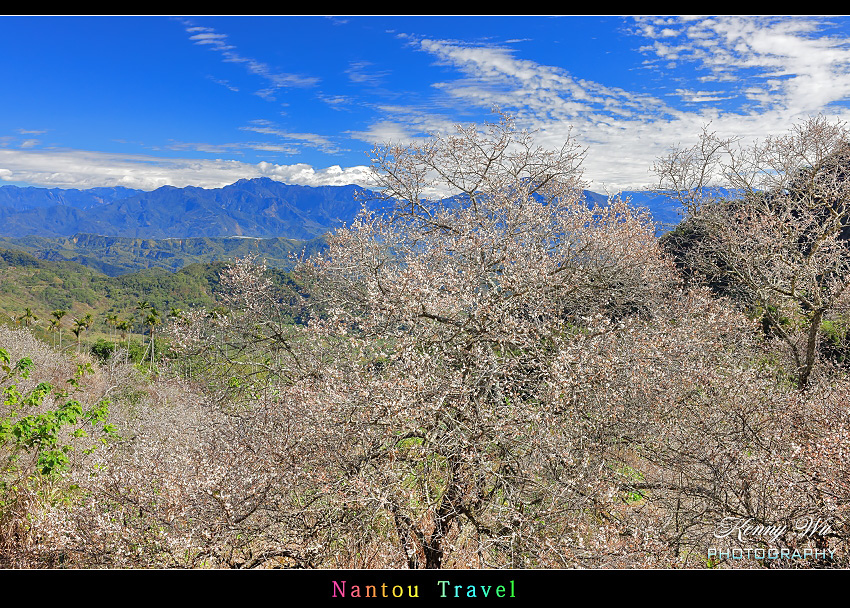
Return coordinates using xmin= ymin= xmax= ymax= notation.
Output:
xmin=90 ymin=338 xmax=115 ymax=362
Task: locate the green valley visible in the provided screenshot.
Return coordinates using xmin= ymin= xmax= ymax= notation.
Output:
xmin=0 ymin=246 xmax=307 ymax=357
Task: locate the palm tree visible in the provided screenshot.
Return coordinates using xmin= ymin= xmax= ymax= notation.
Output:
xmin=48 ymin=318 xmax=59 ymax=347
xmin=144 ymin=308 xmax=162 ymax=367
xmin=117 ymin=318 xmax=131 ymax=343
xmin=135 ymin=301 xmax=151 ymax=355
xmin=105 ymin=312 xmax=119 ymax=340
xmin=52 ymin=310 xmax=67 ymax=350
xmin=117 ymin=318 xmax=132 ymax=362
xmin=80 ymin=314 xmax=94 ymax=353
xmin=71 ymin=319 xmax=86 ymax=353
xmin=17 ymin=307 xmax=37 ymax=327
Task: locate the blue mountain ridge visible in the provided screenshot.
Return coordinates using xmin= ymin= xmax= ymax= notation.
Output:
xmin=0 ymin=177 xmax=722 ymax=239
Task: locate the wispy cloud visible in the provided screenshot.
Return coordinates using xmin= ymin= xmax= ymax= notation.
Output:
xmin=409 ymin=36 xmax=671 ymax=122
xmin=1 ymin=131 xmax=46 ymax=151
xmin=353 ymin=34 xmax=681 ymax=189
xmin=345 ymin=60 xmax=390 ymax=86
xmin=347 ymin=105 xmax=457 ymax=146
xmin=206 ymin=75 xmax=239 ymax=92
xmin=672 ymin=89 xmax=738 ymax=104
xmin=240 ymin=120 xmax=344 ymax=154
xmin=347 ymin=120 xmax=424 ymax=146
xmin=181 ymin=20 xmax=320 ymax=101
xmin=162 ymin=140 xmax=299 ymax=155
xmin=317 ymin=93 xmax=354 ymax=110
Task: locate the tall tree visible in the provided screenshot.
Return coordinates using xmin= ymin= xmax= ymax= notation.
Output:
xmin=105 ymin=312 xmax=119 ymax=341
xmin=17 ymin=308 xmax=37 ymax=328
xmin=145 ymin=308 xmax=161 ymax=367
xmin=47 ymin=318 xmax=59 ymax=348
xmin=173 ymin=111 xmax=677 ymax=568
xmin=116 ymin=318 xmax=132 ymax=362
xmin=52 ymin=310 xmax=67 ymax=351
xmin=652 ymin=115 xmax=850 ymax=388
xmin=71 ymin=319 xmax=86 ymax=353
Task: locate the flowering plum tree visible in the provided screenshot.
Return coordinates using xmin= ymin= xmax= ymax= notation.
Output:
xmin=162 ymin=112 xmax=680 ymax=567
xmin=277 ymin=112 xmax=681 ymax=567
xmin=653 ymin=116 xmax=850 ymax=388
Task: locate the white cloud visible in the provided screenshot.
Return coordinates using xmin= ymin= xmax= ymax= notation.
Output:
xmin=408 ymin=36 xmax=676 ymax=124
xmin=0 ymin=148 xmax=375 ymax=190
xmin=368 ymin=19 xmax=850 ymax=191
xmin=318 ymin=94 xmax=353 ymax=109
xmin=635 ymin=16 xmax=850 ymax=115
xmin=189 ymin=32 xmax=230 ymax=45
xmin=206 ymin=76 xmax=239 ymax=92
xmin=347 ymin=120 xmax=423 ymax=145
xmin=163 ymin=140 xmax=300 ymax=155
xmin=672 ymin=89 xmax=738 ymax=104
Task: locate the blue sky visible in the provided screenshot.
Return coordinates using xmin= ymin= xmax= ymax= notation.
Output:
xmin=3 ymin=15 xmax=850 ymax=193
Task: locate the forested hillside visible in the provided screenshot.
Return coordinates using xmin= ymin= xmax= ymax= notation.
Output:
xmin=0 ymin=233 xmax=327 ymax=276
xmin=0 ymin=247 xmax=307 ymax=356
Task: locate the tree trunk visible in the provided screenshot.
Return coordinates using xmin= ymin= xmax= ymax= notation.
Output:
xmin=799 ymin=308 xmax=824 ymax=389
xmin=423 ymin=459 xmax=462 ymax=569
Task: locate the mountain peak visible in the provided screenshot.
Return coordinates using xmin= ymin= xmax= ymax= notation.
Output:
xmin=234 ymin=177 xmax=278 ymax=186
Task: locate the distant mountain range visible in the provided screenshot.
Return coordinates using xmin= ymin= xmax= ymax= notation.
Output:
xmin=0 ymin=178 xmax=387 ymax=240
xmin=0 ymin=177 xmax=696 ymax=240
xmin=0 ymin=184 xmax=147 ymax=210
